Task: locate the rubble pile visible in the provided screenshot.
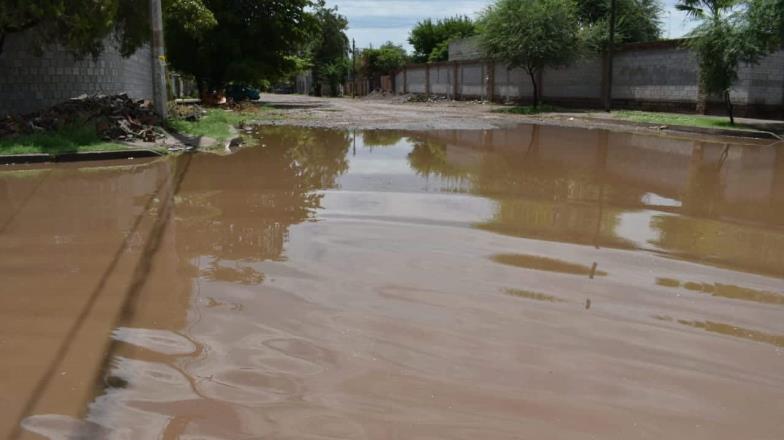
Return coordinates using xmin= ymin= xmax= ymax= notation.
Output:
xmin=403 ymin=94 xmax=450 ymax=103
xmin=0 ymin=94 xmax=166 ymax=143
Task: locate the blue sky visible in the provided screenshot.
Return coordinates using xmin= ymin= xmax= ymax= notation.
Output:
xmin=324 ymin=0 xmax=698 ymax=51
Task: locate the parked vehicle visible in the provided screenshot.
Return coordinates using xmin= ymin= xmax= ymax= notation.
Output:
xmin=225 ymin=84 xmax=261 ymax=101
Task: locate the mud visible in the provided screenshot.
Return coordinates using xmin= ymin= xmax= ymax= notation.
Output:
xmin=257 ymin=93 xmax=784 ymax=144
xmin=1 ymin=124 xmax=783 ymax=439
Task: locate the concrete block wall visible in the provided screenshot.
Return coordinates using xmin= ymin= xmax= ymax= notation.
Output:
xmin=422 ymin=37 xmax=784 ymax=119
xmin=0 ymin=29 xmax=154 ymax=116
xmin=612 ymin=47 xmax=698 ymax=104
xmin=543 ymin=57 xmax=603 ymax=100
xmin=459 ymin=62 xmax=485 ymax=98
xmin=395 ymin=71 xmax=405 ymax=94
xmin=494 ymin=64 xmax=533 ymax=101
xmin=429 ymin=64 xmax=453 ymax=95
xmin=448 ymin=37 xmax=483 ymax=62
xmin=406 ymin=67 xmax=427 ymax=94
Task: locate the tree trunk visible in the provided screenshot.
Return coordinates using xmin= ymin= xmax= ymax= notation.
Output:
xmin=724 ymin=90 xmax=735 ymax=125
xmin=527 ymin=69 xmax=539 ymax=108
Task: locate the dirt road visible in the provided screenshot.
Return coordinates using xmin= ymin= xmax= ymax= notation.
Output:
xmin=258 ymin=93 xmax=781 ymax=143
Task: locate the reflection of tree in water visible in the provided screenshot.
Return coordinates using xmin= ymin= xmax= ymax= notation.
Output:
xmin=405 ymin=129 xmax=644 ymax=248
xmin=362 ymin=130 xmax=406 ymax=147
xmin=681 ymin=143 xmax=727 ymax=217
xmin=650 ymin=214 xmax=784 ymax=278
xmin=406 ymin=139 xmax=470 ymax=179
xmin=175 ymin=127 xmax=351 ymax=282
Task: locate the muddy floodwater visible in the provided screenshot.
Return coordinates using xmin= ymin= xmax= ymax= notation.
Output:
xmin=1 ymin=125 xmax=783 ymax=439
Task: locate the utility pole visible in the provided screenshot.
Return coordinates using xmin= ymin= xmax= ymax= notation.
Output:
xmin=150 ymin=0 xmax=168 ymax=118
xmin=604 ymin=0 xmax=617 ymax=112
xmin=352 ymin=39 xmax=357 ymax=99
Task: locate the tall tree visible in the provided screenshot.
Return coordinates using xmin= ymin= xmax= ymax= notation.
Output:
xmin=360 ymin=42 xmax=408 ymax=88
xmin=408 ymin=16 xmax=476 ymax=63
xmin=577 ymin=0 xmax=662 ymax=50
xmin=744 ymin=0 xmax=784 ymax=52
xmin=166 ymin=0 xmax=317 ymax=93
xmin=309 ymin=3 xmax=350 ymax=96
xmin=478 ymin=0 xmax=580 ymax=107
xmin=0 ymin=0 xmax=215 ymax=58
xmin=676 ymin=0 xmax=749 ymax=124
xmin=0 ymin=0 xmax=119 ymax=57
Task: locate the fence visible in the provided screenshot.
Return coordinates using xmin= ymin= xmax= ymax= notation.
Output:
xmin=392 ymin=39 xmax=784 ymax=119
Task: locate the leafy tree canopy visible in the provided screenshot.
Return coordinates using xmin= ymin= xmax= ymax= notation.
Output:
xmin=677 ymin=0 xmax=751 ymax=123
xmin=308 ymin=2 xmax=350 ymax=95
xmin=360 ymin=42 xmax=408 ymax=80
xmin=478 ymin=0 xmax=580 ymax=106
xmin=408 ymin=16 xmax=476 ymax=62
xmin=578 ymin=0 xmax=662 ymax=50
xmin=743 ymin=0 xmax=784 ymax=52
xmin=0 ymin=0 xmax=215 ymax=57
xmin=166 ymin=0 xmax=318 ymax=91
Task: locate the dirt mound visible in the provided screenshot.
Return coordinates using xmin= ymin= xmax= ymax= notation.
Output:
xmin=0 ymin=94 xmax=165 ymax=143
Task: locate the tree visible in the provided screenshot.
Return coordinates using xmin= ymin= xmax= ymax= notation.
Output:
xmin=676 ymin=0 xmax=749 ymax=124
xmin=360 ymin=42 xmax=408 ymax=89
xmin=478 ymin=0 xmax=580 ymax=107
xmin=309 ymin=3 xmax=350 ymax=96
xmin=0 ymin=0 xmax=215 ymax=58
xmin=408 ymin=16 xmax=477 ymax=63
xmin=744 ymin=0 xmax=784 ymax=52
xmin=577 ymin=0 xmax=662 ymax=50
xmin=0 ymin=0 xmax=121 ymax=57
xmin=166 ymin=0 xmax=317 ymax=93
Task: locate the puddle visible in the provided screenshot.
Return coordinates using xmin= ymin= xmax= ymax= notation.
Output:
xmin=1 ymin=124 xmax=783 ymax=439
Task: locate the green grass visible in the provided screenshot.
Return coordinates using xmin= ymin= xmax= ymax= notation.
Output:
xmin=494 ymin=104 xmax=560 ymax=115
xmin=0 ymin=124 xmax=128 ymax=156
xmin=613 ymin=111 xmax=760 ymax=131
xmin=166 ymin=106 xmax=275 ymax=142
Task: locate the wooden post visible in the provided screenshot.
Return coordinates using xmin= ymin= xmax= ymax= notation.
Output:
xmin=403 ymin=66 xmax=408 ymax=94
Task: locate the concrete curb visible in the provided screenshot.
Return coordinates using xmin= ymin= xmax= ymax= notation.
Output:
xmin=0 ymin=149 xmax=165 ymax=165
xmin=567 ymin=116 xmax=782 ymax=140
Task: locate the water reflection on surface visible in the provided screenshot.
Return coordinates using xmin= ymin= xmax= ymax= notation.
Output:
xmin=1 ymin=124 xmax=783 ymax=439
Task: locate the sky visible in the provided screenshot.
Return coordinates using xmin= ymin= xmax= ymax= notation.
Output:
xmin=323 ymin=0 xmax=698 ymax=51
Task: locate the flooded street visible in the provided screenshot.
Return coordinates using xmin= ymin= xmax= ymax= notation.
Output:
xmin=1 ymin=125 xmax=783 ymax=439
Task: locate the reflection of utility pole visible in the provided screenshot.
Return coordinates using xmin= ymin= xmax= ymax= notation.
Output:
xmin=150 ymin=0 xmax=168 ymax=118
xmin=352 ymin=39 xmax=357 ymax=99
xmin=352 ymin=129 xmax=356 ymax=157
xmin=592 ymin=131 xmax=609 ymax=249
xmin=604 ymin=0 xmax=617 ymax=112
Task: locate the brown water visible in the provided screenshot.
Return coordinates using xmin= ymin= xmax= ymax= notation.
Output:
xmin=1 ymin=125 xmax=783 ymax=440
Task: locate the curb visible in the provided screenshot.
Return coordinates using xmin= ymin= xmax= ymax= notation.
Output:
xmin=0 ymin=149 xmax=165 ymax=165
xmin=567 ymin=117 xmax=782 ymax=140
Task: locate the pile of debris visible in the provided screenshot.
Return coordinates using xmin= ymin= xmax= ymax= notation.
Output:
xmin=403 ymin=94 xmax=451 ymax=104
xmin=0 ymin=94 xmax=166 ymax=143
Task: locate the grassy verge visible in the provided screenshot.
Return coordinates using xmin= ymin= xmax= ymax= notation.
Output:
xmin=166 ymin=105 xmax=277 ymax=143
xmin=493 ymin=104 xmax=560 ymax=115
xmin=0 ymin=124 xmax=129 ymax=156
xmin=612 ymin=111 xmax=760 ymax=132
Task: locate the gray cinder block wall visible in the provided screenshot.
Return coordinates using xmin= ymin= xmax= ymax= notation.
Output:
xmin=0 ymin=28 xmax=154 ymax=116
xmin=394 ymin=38 xmax=784 ymax=119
